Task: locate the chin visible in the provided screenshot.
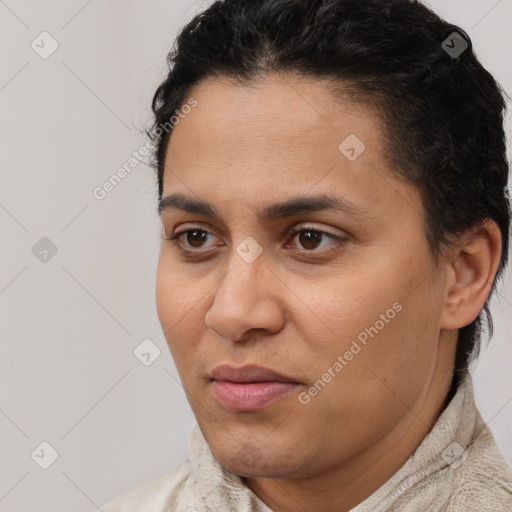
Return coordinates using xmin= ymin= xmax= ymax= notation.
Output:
xmin=219 ymin=455 xmax=289 ymax=479
xmin=210 ymin=438 xmax=303 ymax=479
xmin=195 ymin=410 xmax=310 ymax=476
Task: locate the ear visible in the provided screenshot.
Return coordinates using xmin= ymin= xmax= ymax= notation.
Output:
xmin=440 ymin=219 xmax=502 ymax=330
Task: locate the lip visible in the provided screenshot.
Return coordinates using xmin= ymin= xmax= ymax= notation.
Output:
xmin=211 ymin=364 xmax=298 ymax=383
xmin=210 ymin=364 xmax=301 ymax=412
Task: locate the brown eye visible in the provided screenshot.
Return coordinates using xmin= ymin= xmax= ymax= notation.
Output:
xmin=165 ymin=228 xmax=217 ymax=253
xmin=184 ymin=229 xmax=208 ymax=248
xmin=164 ymin=224 xmax=345 ymax=259
xmin=297 ymin=230 xmax=324 ymax=250
xmin=287 ymin=225 xmax=343 ymax=253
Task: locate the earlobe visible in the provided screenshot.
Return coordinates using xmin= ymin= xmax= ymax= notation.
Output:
xmin=439 ymin=220 xmax=502 ymax=331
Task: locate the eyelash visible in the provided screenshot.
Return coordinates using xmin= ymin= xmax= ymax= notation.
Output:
xmin=163 ymin=224 xmax=345 ymax=257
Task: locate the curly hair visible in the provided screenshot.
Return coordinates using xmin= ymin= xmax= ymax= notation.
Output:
xmin=148 ymin=0 xmax=511 ymax=387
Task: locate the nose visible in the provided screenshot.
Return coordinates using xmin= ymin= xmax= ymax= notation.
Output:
xmin=204 ymin=251 xmax=285 ymax=343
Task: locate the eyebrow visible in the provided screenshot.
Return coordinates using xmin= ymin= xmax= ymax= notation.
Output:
xmin=158 ymin=193 xmax=370 ymax=222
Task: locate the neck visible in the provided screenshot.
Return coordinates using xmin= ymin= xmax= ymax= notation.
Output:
xmin=244 ymin=333 xmax=457 ymax=512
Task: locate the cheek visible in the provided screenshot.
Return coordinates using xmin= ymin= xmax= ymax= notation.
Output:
xmin=294 ymin=299 xmax=440 ymax=459
xmin=293 ymin=253 xmax=441 ymax=390
xmin=155 ymin=254 xmax=205 ymax=361
xmin=288 ymin=266 xmax=403 ymax=352
xmin=156 ymin=249 xmax=202 ymax=323
xmin=326 ymin=285 xmax=441 ymax=408
xmin=155 ymin=255 xmax=177 ymax=332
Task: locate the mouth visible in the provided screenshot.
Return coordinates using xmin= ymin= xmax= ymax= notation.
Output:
xmin=210 ymin=364 xmax=301 ymax=412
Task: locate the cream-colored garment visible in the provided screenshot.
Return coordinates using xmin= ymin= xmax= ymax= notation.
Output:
xmin=99 ymin=376 xmax=512 ymax=511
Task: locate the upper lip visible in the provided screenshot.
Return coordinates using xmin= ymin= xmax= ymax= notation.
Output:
xmin=211 ymin=364 xmax=299 ymax=383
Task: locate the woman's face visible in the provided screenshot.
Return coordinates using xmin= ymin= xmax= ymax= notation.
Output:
xmin=156 ymin=73 xmax=453 ymax=479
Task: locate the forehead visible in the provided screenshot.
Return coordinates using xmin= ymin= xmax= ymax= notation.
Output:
xmin=172 ymin=73 xmax=380 ymax=151
xmin=162 ymin=73 xmax=422 ymax=226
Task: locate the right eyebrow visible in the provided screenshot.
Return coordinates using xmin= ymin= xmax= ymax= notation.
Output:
xmin=158 ymin=193 xmax=370 ymax=223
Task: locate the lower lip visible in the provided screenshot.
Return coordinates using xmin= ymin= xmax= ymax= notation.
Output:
xmin=211 ymin=380 xmax=300 ymax=411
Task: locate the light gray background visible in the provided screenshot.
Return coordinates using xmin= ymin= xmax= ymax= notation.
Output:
xmin=0 ymin=1 xmax=511 ymax=510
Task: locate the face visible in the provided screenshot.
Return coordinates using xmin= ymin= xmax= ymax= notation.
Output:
xmin=155 ymin=73 xmax=451 ymax=479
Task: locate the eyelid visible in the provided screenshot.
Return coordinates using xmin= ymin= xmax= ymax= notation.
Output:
xmin=163 ymin=221 xmax=344 ymax=239
xmin=285 ymin=224 xmax=346 ymax=255
xmin=163 ymin=222 xmax=347 ymax=255
xmin=162 ymin=222 xmax=221 ymax=242
xmin=287 ymin=222 xmax=345 ymax=239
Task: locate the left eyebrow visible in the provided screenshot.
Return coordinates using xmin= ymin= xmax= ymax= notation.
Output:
xmin=158 ymin=193 xmax=370 ymax=222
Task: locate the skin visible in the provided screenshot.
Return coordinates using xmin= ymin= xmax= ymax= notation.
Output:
xmin=155 ymin=72 xmax=502 ymax=512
